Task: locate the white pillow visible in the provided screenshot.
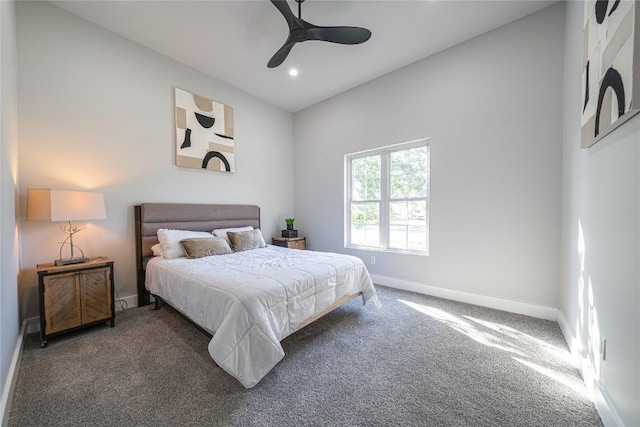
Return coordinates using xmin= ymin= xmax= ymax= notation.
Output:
xmin=157 ymin=229 xmax=213 ymax=259
xmin=151 ymin=243 xmax=163 ymax=257
xmin=212 ymin=226 xmax=253 ymax=245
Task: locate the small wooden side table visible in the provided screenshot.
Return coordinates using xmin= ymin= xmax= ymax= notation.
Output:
xmin=272 ymin=236 xmax=306 ymax=250
xmin=37 ymin=257 xmax=115 ymax=347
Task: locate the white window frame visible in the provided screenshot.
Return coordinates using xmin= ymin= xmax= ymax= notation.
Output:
xmin=345 ymin=138 xmax=430 ymax=255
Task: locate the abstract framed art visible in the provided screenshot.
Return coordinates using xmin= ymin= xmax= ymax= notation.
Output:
xmin=581 ymin=0 xmax=639 ymax=148
xmin=175 ymin=88 xmax=235 ymax=172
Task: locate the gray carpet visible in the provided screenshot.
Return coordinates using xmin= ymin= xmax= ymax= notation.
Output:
xmin=8 ymin=286 xmax=602 ymax=426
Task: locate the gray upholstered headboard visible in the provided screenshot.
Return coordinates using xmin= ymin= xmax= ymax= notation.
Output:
xmin=134 ymin=203 xmax=260 ymax=306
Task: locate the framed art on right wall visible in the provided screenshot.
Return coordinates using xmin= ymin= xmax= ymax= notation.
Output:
xmin=581 ymin=0 xmax=640 ymax=149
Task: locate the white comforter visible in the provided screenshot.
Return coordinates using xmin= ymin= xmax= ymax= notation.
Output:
xmin=145 ymin=245 xmax=379 ymax=388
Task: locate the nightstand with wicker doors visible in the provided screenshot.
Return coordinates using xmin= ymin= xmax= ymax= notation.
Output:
xmin=37 ymin=257 xmax=115 ymax=347
xmin=271 ymin=236 xmax=306 ymax=250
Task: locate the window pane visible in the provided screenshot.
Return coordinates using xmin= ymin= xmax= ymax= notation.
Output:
xmin=346 ymin=140 xmax=429 ymax=254
xmin=350 ymin=202 xmax=380 ymax=247
xmin=389 ymin=200 xmax=427 ymax=251
xmin=390 ymin=147 xmax=428 ymax=199
xmin=352 ymin=155 xmax=381 ymax=201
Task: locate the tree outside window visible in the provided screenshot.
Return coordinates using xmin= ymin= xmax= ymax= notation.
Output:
xmin=346 ymin=139 xmax=429 ymax=254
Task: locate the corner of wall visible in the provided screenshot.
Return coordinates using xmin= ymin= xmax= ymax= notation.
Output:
xmin=0 ymin=320 xmax=28 ymax=427
xmin=1 ymin=0 xmax=23 ymax=424
xmin=560 ymin=1 xmax=640 ymax=426
xmin=372 ymin=274 xmax=559 ymax=321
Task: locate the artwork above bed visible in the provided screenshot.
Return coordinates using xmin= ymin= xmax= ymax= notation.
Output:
xmin=175 ymin=87 xmax=235 ymax=172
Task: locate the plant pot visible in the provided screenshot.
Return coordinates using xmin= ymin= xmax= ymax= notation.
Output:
xmin=282 ymin=229 xmax=298 ymax=238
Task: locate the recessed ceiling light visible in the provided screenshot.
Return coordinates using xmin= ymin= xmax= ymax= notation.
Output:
xmin=289 ymin=68 xmax=299 ymax=77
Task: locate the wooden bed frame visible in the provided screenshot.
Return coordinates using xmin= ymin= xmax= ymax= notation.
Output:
xmin=134 ymin=202 xmax=360 ymax=334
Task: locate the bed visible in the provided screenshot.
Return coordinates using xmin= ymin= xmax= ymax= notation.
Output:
xmin=134 ymin=203 xmax=380 ymax=388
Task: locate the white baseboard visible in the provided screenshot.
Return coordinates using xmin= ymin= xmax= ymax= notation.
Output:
xmin=1 ymin=293 xmax=138 ymax=425
xmin=592 ymin=382 xmax=624 ymax=427
xmin=370 ymin=274 xmax=558 ymax=320
xmin=24 ymin=317 xmax=39 ymax=335
xmin=557 ymin=311 xmax=624 ymax=427
xmin=0 ymin=319 xmax=29 ymax=427
xmin=376 ymin=276 xmax=624 ymax=424
xmin=114 ymin=294 xmax=137 ymax=311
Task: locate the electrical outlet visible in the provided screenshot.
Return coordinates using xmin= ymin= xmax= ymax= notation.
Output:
xmin=600 ymin=336 xmax=607 ymax=361
xmin=370 ymin=256 xmax=376 ymax=265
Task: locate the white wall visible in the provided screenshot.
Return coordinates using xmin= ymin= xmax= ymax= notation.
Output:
xmin=559 ymin=2 xmax=640 ymax=426
xmin=294 ymin=4 xmax=564 ymax=312
xmin=16 ymin=1 xmax=294 ymax=318
xmin=0 ymin=0 xmax=21 ymax=420
xmin=10 ymin=1 xmax=640 ymax=425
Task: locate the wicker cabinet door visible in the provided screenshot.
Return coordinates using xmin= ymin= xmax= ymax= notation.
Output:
xmin=79 ymin=267 xmax=112 ymax=324
xmin=43 ymin=272 xmax=82 ymax=334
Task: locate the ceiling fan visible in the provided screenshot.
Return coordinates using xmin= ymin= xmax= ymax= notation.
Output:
xmin=268 ymin=0 xmax=372 ymax=68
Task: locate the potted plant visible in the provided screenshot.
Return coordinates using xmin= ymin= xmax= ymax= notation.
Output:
xmin=285 ymin=218 xmax=295 ymax=230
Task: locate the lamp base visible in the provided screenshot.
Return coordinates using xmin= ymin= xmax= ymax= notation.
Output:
xmin=55 ymin=257 xmax=89 ymax=267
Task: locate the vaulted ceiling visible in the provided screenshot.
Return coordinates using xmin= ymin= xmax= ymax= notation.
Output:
xmin=51 ymin=0 xmax=556 ymax=112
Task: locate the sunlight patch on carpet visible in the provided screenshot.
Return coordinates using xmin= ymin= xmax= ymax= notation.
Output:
xmin=397 ymin=299 xmax=527 ymax=357
xmin=514 ymin=357 xmax=588 ymax=398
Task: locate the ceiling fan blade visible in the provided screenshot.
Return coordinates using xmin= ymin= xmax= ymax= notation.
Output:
xmin=268 ymin=42 xmax=296 ymax=68
xmin=267 ymin=1 xmax=371 ymax=68
xmin=270 ymin=0 xmax=297 ymax=29
xmin=307 ymin=26 xmax=372 ymax=45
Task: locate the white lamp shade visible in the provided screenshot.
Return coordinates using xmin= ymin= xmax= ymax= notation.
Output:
xmin=27 ymin=189 xmax=106 ymax=222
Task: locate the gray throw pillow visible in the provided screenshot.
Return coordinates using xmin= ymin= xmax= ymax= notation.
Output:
xmin=227 ymin=229 xmax=267 ymax=252
xmin=179 ymin=237 xmax=232 ymax=258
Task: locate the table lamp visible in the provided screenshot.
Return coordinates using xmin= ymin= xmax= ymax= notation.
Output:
xmin=26 ymin=189 xmax=107 ymax=266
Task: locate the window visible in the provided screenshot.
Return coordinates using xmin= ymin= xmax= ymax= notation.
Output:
xmin=346 ymin=139 xmax=429 ymax=254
